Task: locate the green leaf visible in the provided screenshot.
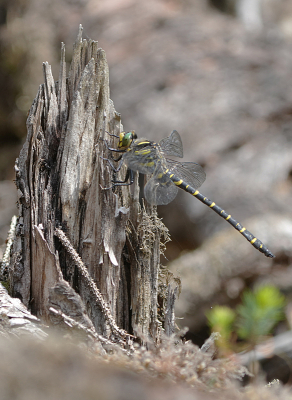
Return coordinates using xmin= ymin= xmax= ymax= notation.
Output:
xmin=206 ymin=306 xmax=236 ymax=341
xmin=236 ymin=285 xmax=285 ymax=341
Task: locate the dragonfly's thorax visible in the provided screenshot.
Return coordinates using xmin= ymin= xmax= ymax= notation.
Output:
xmin=131 ymin=138 xmax=156 ymax=149
xmin=122 ymin=138 xmax=162 ymax=175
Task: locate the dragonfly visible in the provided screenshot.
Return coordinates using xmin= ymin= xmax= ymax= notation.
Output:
xmin=103 ymin=130 xmax=275 ymax=258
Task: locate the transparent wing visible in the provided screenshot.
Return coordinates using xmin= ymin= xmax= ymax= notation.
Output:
xmin=159 ymin=130 xmax=183 ymax=158
xmin=144 ymin=175 xmax=178 ymax=205
xmin=166 ymin=159 xmax=206 ymax=189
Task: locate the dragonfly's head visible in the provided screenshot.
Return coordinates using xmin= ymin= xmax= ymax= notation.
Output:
xmin=118 ymin=131 xmax=137 ymax=150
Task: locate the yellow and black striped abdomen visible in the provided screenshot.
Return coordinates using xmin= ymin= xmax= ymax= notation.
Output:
xmin=167 ymin=171 xmax=275 ymax=258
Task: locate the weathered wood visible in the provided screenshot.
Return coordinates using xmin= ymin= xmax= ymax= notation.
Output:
xmin=9 ymin=25 xmax=177 ymax=342
xmin=0 ymin=282 xmax=47 ymax=340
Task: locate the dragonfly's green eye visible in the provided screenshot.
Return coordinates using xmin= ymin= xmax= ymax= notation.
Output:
xmin=118 ymin=130 xmax=136 ymax=150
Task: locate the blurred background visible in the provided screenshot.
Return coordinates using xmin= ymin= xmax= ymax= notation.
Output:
xmin=1 ymin=0 xmax=292 ymax=382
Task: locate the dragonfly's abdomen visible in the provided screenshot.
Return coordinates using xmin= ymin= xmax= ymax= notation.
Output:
xmin=167 ymin=171 xmax=275 ymax=258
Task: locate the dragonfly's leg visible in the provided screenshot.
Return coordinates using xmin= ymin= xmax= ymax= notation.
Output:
xmin=113 ymin=169 xmax=134 ymax=187
xmin=103 ymin=139 xmax=125 ymax=153
xmin=113 ymin=154 xmax=123 ymax=162
xmin=100 ymin=169 xmax=134 ymax=191
xmin=100 ymin=137 xmax=124 ymax=153
xmin=100 ymin=156 xmax=124 ymax=172
xmin=107 ymin=132 xmax=120 ymax=139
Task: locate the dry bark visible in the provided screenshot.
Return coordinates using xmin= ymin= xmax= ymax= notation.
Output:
xmin=8 ymin=25 xmax=177 ymax=342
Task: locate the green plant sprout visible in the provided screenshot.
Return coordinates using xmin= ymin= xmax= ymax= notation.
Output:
xmin=236 ymin=285 xmax=285 ymax=345
xmin=207 ymin=285 xmax=286 ymax=354
xmin=206 ymin=306 xmax=236 ymax=353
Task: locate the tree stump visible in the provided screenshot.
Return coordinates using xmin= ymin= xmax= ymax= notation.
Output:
xmin=9 ymin=25 xmax=177 ymax=342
